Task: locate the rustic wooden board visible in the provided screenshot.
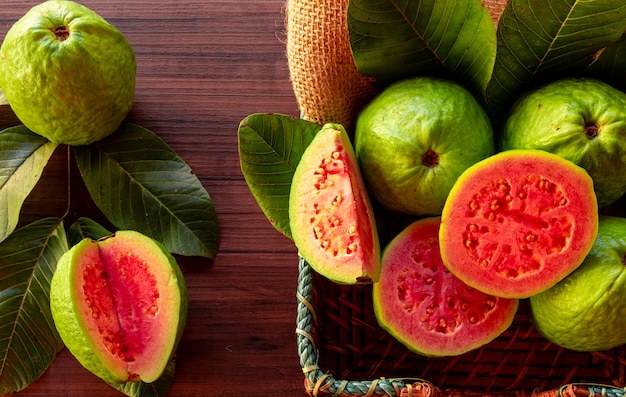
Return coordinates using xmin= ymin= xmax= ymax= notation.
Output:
xmin=0 ymin=1 xmax=306 ymax=395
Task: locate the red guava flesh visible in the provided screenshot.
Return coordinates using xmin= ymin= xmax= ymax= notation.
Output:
xmin=373 ymin=217 xmax=518 ymax=357
xmin=51 ymin=230 xmax=187 ymax=384
xmin=440 ymin=149 xmax=598 ymax=299
xmin=289 ymin=123 xmax=380 ymax=284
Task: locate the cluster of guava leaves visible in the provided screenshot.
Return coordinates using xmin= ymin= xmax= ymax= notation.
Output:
xmin=0 ymin=1 xmax=219 ymax=396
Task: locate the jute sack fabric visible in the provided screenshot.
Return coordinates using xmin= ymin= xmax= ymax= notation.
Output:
xmin=285 ymin=0 xmax=508 ymax=133
xmin=285 ymin=0 xmax=377 ymax=133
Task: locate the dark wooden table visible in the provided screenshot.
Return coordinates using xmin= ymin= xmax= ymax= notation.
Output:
xmin=0 ymin=1 xmax=306 ymax=395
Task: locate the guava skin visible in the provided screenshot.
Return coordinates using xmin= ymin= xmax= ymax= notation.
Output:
xmin=354 ymin=76 xmax=495 ymax=216
xmin=0 ymin=0 xmax=136 ymax=146
xmin=530 ymin=216 xmax=626 ymax=352
xmin=500 ymin=77 xmax=626 ymax=208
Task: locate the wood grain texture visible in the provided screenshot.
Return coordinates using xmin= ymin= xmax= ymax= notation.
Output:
xmin=0 ymin=1 xmax=305 ymax=395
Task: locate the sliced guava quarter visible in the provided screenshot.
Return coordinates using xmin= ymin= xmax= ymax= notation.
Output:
xmin=289 ymin=123 xmax=380 ymax=284
xmin=373 ymin=217 xmax=518 ymax=357
xmin=440 ymin=149 xmax=599 ymax=299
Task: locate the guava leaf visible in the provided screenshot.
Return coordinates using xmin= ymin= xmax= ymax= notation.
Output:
xmin=486 ymin=0 xmax=626 ymax=120
xmin=0 ymin=126 xmax=59 ymax=244
xmin=238 ymin=113 xmax=321 ymax=240
xmin=67 ymin=217 xmax=113 ymax=247
xmin=111 ymin=358 xmax=175 ymax=397
xmin=347 ymin=0 xmax=496 ymax=99
xmin=73 ymin=123 xmax=219 ymax=259
xmin=0 ymin=217 xmax=68 ymax=394
xmin=585 ymin=31 xmax=626 ymax=91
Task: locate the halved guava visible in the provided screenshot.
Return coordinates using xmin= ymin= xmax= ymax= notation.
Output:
xmin=439 ymin=149 xmax=599 ymax=299
xmin=289 ymin=123 xmax=380 ymax=284
xmin=50 ymin=230 xmax=188 ymax=384
xmin=373 ymin=217 xmax=518 ymax=357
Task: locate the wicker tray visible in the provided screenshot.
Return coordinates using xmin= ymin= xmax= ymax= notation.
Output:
xmin=296 ymin=253 xmax=626 ymax=397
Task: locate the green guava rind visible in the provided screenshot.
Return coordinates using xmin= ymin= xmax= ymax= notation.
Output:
xmin=50 ymin=230 xmax=188 ymax=384
xmin=500 ymin=77 xmax=626 ymax=208
xmin=439 ymin=149 xmax=598 ymax=299
xmin=289 ymin=123 xmax=380 ymax=285
xmin=530 ymin=216 xmax=626 ymax=352
xmin=373 ymin=217 xmax=518 ymax=357
xmin=354 ymin=76 xmax=495 ymax=216
xmin=0 ymin=0 xmax=136 ymax=146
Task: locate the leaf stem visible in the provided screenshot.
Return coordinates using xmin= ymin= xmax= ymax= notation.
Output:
xmin=62 ymin=144 xmax=71 ymax=221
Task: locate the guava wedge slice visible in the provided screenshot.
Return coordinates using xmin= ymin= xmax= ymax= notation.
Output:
xmin=374 ymin=217 xmax=518 ymax=357
xmin=440 ymin=149 xmax=599 ymax=299
xmin=289 ymin=123 xmax=380 ymax=284
xmin=50 ymin=230 xmax=188 ymax=384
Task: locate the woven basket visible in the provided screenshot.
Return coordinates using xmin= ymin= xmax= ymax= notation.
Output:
xmin=286 ymin=0 xmax=626 ymax=396
xmin=296 ymin=253 xmax=626 ymax=397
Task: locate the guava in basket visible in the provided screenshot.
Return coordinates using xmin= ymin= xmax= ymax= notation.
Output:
xmin=289 ymin=123 xmax=380 ymax=285
xmin=530 ymin=216 xmax=626 ymax=352
xmin=373 ymin=216 xmax=518 ymax=357
xmin=354 ymin=76 xmax=494 ymax=216
xmin=500 ymin=77 xmax=626 ymax=208
xmin=439 ymin=149 xmax=598 ymax=299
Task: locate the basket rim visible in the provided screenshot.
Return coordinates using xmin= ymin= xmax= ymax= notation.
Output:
xmin=295 ymin=256 xmax=626 ymax=397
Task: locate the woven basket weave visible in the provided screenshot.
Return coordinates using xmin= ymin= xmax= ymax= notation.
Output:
xmin=287 ymin=0 xmax=626 ymax=396
xmin=296 ymin=254 xmax=626 ymax=397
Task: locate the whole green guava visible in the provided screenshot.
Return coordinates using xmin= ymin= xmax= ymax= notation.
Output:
xmin=0 ymin=0 xmax=136 ymax=146
xmin=500 ymin=77 xmax=626 ymax=208
xmin=354 ymin=77 xmax=495 ymax=216
xmin=530 ymin=216 xmax=626 ymax=352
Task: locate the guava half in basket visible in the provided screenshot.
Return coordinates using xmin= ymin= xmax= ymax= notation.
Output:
xmin=373 ymin=216 xmax=518 ymax=357
xmin=289 ymin=123 xmax=380 ymax=284
xmin=440 ymin=149 xmax=599 ymax=299
xmin=50 ymin=230 xmax=188 ymax=384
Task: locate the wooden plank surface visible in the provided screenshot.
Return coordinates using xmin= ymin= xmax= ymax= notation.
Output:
xmin=0 ymin=1 xmax=306 ymax=395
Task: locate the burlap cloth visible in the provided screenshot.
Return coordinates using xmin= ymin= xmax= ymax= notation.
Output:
xmin=285 ymin=0 xmax=508 ymax=132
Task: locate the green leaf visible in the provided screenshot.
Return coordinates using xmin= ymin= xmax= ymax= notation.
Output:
xmin=347 ymin=0 xmax=496 ymax=98
xmin=238 ymin=114 xmax=321 ymax=240
xmin=67 ymin=217 xmax=113 ymax=247
xmin=111 ymin=358 xmax=176 ymax=397
xmin=487 ymin=0 xmax=626 ymax=120
xmin=74 ymin=123 xmax=219 ymax=259
xmin=0 ymin=217 xmax=68 ymax=393
xmin=586 ymin=31 xmax=626 ymax=91
xmin=0 ymin=126 xmax=59 ymax=243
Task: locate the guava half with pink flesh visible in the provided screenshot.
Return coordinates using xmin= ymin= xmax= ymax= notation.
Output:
xmin=289 ymin=123 xmax=380 ymax=284
xmin=50 ymin=230 xmax=188 ymax=384
xmin=440 ymin=149 xmax=599 ymax=299
xmin=373 ymin=217 xmax=518 ymax=357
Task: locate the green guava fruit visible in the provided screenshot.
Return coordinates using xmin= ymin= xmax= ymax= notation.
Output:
xmin=500 ymin=77 xmax=626 ymax=208
xmin=530 ymin=216 xmax=626 ymax=352
xmin=0 ymin=0 xmax=136 ymax=146
xmin=439 ymin=149 xmax=598 ymax=299
xmin=373 ymin=217 xmax=518 ymax=357
xmin=354 ymin=76 xmax=495 ymax=216
xmin=50 ymin=230 xmax=187 ymax=384
xmin=289 ymin=123 xmax=380 ymax=285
